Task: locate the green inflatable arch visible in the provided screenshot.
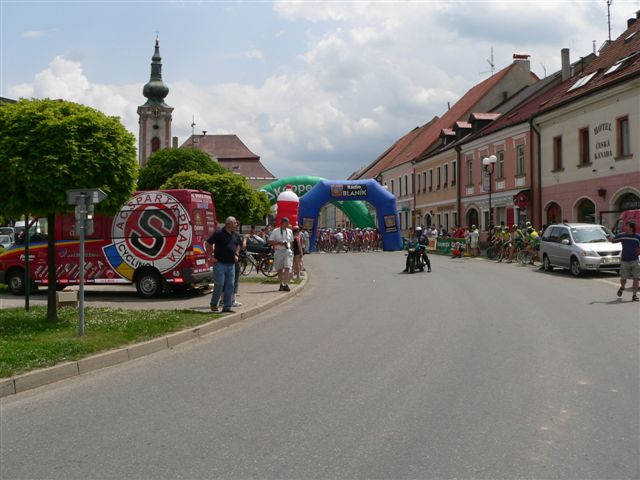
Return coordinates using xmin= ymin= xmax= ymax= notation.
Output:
xmin=260 ymin=176 xmax=376 ymax=229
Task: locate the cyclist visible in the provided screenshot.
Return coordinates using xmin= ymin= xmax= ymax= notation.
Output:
xmin=508 ymin=224 xmax=525 ymax=263
xmin=525 ymin=226 xmax=540 ymax=265
xmin=498 ymin=226 xmax=511 ymax=262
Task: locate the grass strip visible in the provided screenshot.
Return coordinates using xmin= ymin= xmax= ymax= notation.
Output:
xmin=0 ymin=306 xmax=219 ymax=378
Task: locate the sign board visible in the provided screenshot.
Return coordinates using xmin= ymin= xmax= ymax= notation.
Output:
xmin=330 ymin=184 xmax=368 ymax=198
xmin=66 ymin=188 xmax=108 ymax=205
xmin=482 ymin=171 xmax=490 ymax=192
xmin=383 ymin=214 xmax=398 ymax=233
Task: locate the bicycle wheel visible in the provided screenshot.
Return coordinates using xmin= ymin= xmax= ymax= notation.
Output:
xmin=240 ymin=256 xmax=253 ymax=275
xmin=260 ymin=256 xmax=278 ymax=277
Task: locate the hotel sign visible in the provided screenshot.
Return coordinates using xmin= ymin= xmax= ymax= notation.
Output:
xmin=593 ymin=122 xmax=613 ymax=160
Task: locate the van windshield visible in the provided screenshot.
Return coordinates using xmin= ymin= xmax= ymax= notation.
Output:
xmin=571 ymin=227 xmax=609 ymax=243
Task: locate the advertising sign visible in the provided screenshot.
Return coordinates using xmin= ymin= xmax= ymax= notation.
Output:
xmin=330 ymin=184 xmax=368 ymax=198
xmin=383 ymin=214 xmax=398 ymax=233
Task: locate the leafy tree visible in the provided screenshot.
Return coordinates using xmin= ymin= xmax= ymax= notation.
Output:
xmin=0 ymin=99 xmax=137 ymax=320
xmin=161 ymin=171 xmax=271 ymax=225
xmin=138 ymin=147 xmax=227 ymax=190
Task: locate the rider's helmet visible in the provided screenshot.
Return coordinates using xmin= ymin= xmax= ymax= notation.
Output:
xmin=415 ymin=226 xmax=423 ymax=232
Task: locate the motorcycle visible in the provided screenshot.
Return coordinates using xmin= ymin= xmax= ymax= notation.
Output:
xmin=406 ymin=240 xmax=427 ymax=273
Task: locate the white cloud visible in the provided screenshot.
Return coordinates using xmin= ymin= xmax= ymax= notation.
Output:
xmin=7 ymin=1 xmax=631 ymax=180
xmin=20 ymin=30 xmax=46 ymax=39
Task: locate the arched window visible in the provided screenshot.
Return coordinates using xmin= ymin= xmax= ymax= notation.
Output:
xmin=151 ymin=137 xmax=161 ymax=153
xmin=466 ymin=208 xmax=478 ymax=229
xmin=424 ymin=213 xmax=432 ymax=227
xmin=546 ymin=202 xmax=561 ymax=224
xmin=617 ymin=192 xmax=640 ymax=211
xmin=576 ymin=198 xmax=595 ymax=223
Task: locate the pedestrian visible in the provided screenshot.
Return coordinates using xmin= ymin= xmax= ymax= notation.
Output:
xmin=469 ymin=224 xmax=480 ymax=257
xmin=612 ymin=221 xmax=640 ymax=301
xmin=269 ymin=217 xmax=294 ymax=291
xmin=205 ymin=216 xmax=241 ymax=313
xmin=292 ymin=226 xmax=304 ymax=279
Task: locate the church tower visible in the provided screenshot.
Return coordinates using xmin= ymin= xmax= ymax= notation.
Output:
xmin=137 ymin=37 xmax=173 ymax=167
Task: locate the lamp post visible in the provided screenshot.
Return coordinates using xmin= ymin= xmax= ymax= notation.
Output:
xmin=482 ymin=154 xmax=497 ymax=229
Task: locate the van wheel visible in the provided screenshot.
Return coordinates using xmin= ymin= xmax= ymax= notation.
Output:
xmin=542 ymin=254 xmax=553 ymax=272
xmin=7 ymin=269 xmax=25 ymax=296
xmin=570 ymin=257 xmax=583 ymax=277
xmin=135 ymin=270 xmax=163 ymax=298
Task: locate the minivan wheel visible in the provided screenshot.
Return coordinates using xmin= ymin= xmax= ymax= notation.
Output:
xmin=570 ymin=257 xmax=583 ymax=277
xmin=135 ymin=270 xmax=163 ymax=298
xmin=543 ymin=254 xmax=553 ymax=272
xmin=7 ymin=269 xmax=25 ymax=296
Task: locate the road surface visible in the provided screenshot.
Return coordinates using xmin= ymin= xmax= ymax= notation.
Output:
xmin=1 ymin=252 xmax=638 ymax=479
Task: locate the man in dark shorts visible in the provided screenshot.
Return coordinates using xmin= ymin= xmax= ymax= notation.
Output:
xmin=206 ymin=216 xmax=241 ymax=312
xmin=613 ymin=221 xmax=640 ymax=302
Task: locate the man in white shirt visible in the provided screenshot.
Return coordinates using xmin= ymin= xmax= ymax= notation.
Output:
xmin=269 ymin=217 xmax=294 ymax=291
xmin=469 ymin=224 xmax=480 ymax=257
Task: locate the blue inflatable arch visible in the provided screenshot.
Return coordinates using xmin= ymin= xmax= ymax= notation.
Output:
xmin=299 ymin=179 xmax=403 ymax=252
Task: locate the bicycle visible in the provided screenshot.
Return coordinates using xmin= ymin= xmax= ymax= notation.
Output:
xmin=239 ymin=251 xmax=278 ymax=277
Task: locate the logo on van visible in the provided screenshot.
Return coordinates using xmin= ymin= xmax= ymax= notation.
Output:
xmin=103 ymin=191 xmax=192 ymax=280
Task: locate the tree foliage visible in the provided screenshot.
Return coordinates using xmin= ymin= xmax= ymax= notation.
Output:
xmin=137 ymin=147 xmax=227 ymax=190
xmin=0 ymin=98 xmax=138 ymax=321
xmin=0 ymin=99 xmax=138 ymax=216
xmin=161 ymin=171 xmax=271 ymax=224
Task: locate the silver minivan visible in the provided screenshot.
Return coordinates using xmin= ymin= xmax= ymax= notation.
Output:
xmin=540 ymin=223 xmax=621 ymax=276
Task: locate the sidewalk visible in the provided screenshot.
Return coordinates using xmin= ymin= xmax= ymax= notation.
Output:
xmin=0 ymin=274 xmax=298 ymax=312
xmin=0 ymin=273 xmax=307 ymax=397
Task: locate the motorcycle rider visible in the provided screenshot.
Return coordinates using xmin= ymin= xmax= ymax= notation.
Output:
xmin=403 ymin=226 xmax=431 ymax=273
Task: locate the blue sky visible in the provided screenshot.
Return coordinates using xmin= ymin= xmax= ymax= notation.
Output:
xmin=2 ymin=1 xmax=637 ymax=179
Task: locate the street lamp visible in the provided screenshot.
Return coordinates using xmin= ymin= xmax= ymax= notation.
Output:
xmin=482 ymin=154 xmax=497 ymax=229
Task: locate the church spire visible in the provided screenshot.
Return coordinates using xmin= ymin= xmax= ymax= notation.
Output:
xmin=142 ymin=37 xmax=169 ymax=105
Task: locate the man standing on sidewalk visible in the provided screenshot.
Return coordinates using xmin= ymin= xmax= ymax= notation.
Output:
xmin=269 ymin=217 xmax=294 ymax=291
xmin=206 ymin=216 xmax=241 ymax=313
xmin=613 ymin=221 xmax=640 ymax=302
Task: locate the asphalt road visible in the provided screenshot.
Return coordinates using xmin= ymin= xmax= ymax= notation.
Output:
xmin=1 ymin=252 xmax=638 ymax=479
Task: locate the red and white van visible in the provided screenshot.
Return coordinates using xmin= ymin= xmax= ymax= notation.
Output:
xmin=0 ymin=189 xmax=217 ymax=298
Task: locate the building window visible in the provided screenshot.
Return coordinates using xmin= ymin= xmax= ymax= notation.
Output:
xmin=576 ymin=198 xmax=596 ymax=223
xmin=404 ymin=175 xmax=408 ymax=196
xmin=428 ymin=170 xmax=433 ymax=191
xmin=444 ymin=164 xmax=449 ymax=187
xmin=553 ymin=136 xmax=563 ymax=171
xmin=452 ymin=161 xmax=457 ymax=186
xmin=436 ymin=167 xmax=441 ymax=189
xmin=516 ymin=144 xmax=525 ymax=176
xmin=422 ymin=172 xmax=427 ymax=192
xmin=390 ymin=179 xmax=394 ymax=195
xmin=579 ymin=127 xmax=590 ymax=165
xmin=417 ymin=173 xmax=421 ymax=192
xmin=466 ymin=158 xmax=473 ymax=186
xmin=151 ymin=136 xmax=161 ymax=153
xmin=617 ymin=116 xmax=631 ymax=157
xmin=398 ymin=177 xmax=402 ymax=197
xmin=410 ymin=173 xmax=414 ymax=194
xmin=496 ymin=150 xmax=505 ymax=179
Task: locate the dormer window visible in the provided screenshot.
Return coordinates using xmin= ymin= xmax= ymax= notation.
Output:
xmin=567 ymin=71 xmax=597 ymax=92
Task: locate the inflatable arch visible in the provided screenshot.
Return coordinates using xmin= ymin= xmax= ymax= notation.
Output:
xmin=299 ymin=179 xmax=403 ymax=252
xmin=260 ymin=176 xmax=375 ymax=229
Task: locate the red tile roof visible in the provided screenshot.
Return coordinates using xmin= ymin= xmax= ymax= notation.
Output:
xmin=469 ymin=17 xmax=640 ymax=139
xmin=180 ymin=134 xmax=275 ymax=180
xmin=354 ymin=62 xmax=535 ymax=179
xmin=181 ymin=134 xmax=260 ymax=161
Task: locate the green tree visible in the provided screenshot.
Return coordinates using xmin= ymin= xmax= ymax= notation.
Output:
xmin=138 ymin=147 xmax=227 ymax=190
xmin=0 ymin=99 xmax=137 ymax=320
xmin=161 ymin=171 xmax=271 ymax=225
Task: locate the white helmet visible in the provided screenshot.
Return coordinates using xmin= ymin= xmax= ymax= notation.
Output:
xmin=415 ymin=226 xmax=423 ymax=232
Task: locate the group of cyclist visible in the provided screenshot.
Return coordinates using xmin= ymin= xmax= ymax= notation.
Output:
xmin=488 ymin=222 xmax=541 ymax=264
xmin=315 ymin=228 xmax=383 ymax=253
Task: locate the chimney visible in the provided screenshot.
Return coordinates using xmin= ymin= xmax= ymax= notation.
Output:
xmin=172 ymin=136 xmax=178 ymax=148
xmin=561 ymin=48 xmax=570 ymax=82
xmin=628 ymin=17 xmax=637 ymax=28
xmin=513 ymin=53 xmax=531 ymax=72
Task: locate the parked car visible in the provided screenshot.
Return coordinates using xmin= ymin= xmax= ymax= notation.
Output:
xmin=540 ymin=223 xmax=621 ymax=277
xmin=0 ymin=227 xmax=14 ymax=243
xmin=0 ymin=234 xmax=12 ymax=250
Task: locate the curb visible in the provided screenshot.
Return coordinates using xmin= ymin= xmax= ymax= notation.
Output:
xmin=0 ymin=275 xmax=308 ymax=398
